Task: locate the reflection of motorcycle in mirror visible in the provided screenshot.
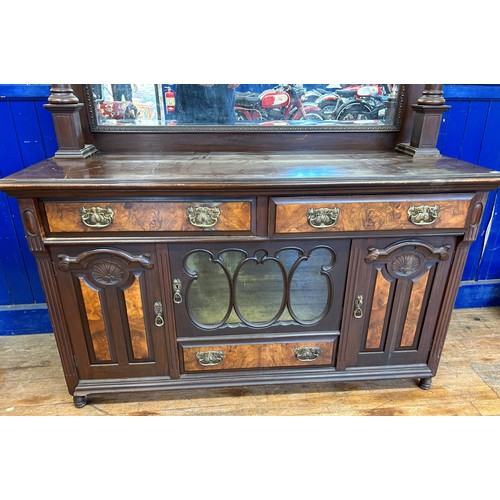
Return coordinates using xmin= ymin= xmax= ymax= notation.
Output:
xmin=335 ymin=85 xmax=392 ymax=122
xmin=315 ymin=84 xmax=392 ymax=120
xmin=234 ymin=84 xmax=323 ymax=122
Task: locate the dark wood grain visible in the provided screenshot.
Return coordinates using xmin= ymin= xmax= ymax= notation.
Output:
xmin=123 ymin=278 xmax=150 ymax=360
xmin=78 ymin=277 xmax=111 ymax=361
xmin=50 ymin=244 xmax=170 ymax=380
xmin=400 ymin=271 xmax=430 ymax=348
xmin=342 ymin=236 xmax=456 ymax=369
xmin=1 ymin=152 xmax=499 ymax=197
xmin=365 ymin=270 xmax=391 ymax=349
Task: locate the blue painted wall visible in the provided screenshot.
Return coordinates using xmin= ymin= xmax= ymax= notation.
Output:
xmin=0 ymin=84 xmax=499 ymax=335
xmin=0 ymin=85 xmax=56 ymax=334
xmin=438 ymin=84 xmax=500 ymax=308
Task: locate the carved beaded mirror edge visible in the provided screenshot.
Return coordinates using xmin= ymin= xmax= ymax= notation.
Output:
xmin=82 ymin=83 xmax=406 ymax=134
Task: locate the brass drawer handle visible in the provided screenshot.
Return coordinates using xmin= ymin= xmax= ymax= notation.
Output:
xmin=79 ymin=206 xmax=114 ymax=228
xmin=196 ymin=350 xmax=225 ymax=366
xmin=153 ymin=301 xmax=165 ymax=327
xmin=353 ymin=295 xmax=363 ymax=319
xmin=407 ymin=205 xmax=440 ymax=225
xmin=187 ymin=205 xmax=221 ymax=228
xmin=294 ymin=346 xmax=321 ymax=362
xmin=307 ymin=207 xmax=340 ymax=228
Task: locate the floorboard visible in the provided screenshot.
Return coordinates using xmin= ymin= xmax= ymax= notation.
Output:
xmin=1 ymin=307 xmax=499 ymax=416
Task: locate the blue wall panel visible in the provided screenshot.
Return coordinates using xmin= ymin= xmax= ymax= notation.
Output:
xmin=0 ymin=101 xmax=35 ymax=305
xmin=459 ymin=101 xmax=489 ymax=165
xmin=477 ymin=195 xmax=500 ymax=281
xmin=35 ymin=101 xmax=58 ymax=157
xmin=0 ymin=257 xmax=10 ymax=305
xmin=0 ymin=85 xmax=55 ymax=334
xmin=0 ymin=101 xmax=24 ymax=176
xmin=440 ymin=85 xmax=500 ymax=308
xmin=474 ymin=100 xmax=500 ymax=282
xmin=439 ymin=101 xmax=469 ymax=159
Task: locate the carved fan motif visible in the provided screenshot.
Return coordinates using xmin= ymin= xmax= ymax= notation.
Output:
xmin=91 ymin=261 xmax=126 ymax=286
xmin=390 ymin=253 xmax=421 ymax=277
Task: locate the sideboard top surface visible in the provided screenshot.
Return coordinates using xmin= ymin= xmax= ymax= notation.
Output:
xmin=1 ymin=151 xmax=499 ymax=196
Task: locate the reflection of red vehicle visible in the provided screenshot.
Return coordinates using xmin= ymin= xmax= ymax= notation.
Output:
xmin=96 ymin=100 xmax=138 ymax=122
xmin=235 ymin=84 xmax=323 ymax=122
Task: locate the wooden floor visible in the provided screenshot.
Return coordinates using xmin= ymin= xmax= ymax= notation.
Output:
xmin=1 ymin=307 xmax=499 ymax=416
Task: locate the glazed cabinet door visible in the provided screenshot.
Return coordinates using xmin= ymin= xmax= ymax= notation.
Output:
xmin=339 ymin=236 xmax=457 ymax=369
xmin=168 ymin=239 xmax=350 ymax=338
xmin=51 ymin=244 xmax=170 ymax=379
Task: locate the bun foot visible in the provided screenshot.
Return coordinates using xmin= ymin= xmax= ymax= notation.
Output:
xmin=418 ymin=377 xmax=432 ymax=390
xmin=73 ymin=395 xmax=87 ymax=408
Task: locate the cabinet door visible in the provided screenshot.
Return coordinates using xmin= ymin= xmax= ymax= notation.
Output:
xmin=169 ymin=239 xmax=350 ymax=337
xmin=52 ymin=245 xmax=169 ymax=379
xmin=339 ymin=236 xmax=456 ymax=369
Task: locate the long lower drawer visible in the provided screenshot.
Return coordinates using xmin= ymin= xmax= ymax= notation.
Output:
xmin=180 ymin=339 xmax=336 ymax=372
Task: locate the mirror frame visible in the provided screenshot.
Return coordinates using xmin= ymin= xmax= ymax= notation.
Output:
xmin=83 ymin=84 xmax=407 ymax=134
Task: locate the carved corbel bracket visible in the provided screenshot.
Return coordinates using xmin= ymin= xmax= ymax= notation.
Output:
xmin=44 ymin=84 xmax=98 ymax=158
xmin=396 ymin=84 xmax=450 ymax=158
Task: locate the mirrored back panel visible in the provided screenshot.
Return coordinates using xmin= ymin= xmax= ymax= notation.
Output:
xmin=85 ymin=84 xmax=405 ymax=133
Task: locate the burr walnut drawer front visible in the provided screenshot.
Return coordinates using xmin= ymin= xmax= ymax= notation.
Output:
xmin=180 ymin=340 xmax=336 ymax=372
xmin=43 ymin=199 xmax=254 ymax=234
xmin=271 ymin=194 xmax=475 ymax=234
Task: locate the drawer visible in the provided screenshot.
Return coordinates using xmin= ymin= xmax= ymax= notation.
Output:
xmin=43 ymin=198 xmax=254 ymax=234
xmin=271 ymin=194 xmax=475 ymax=234
xmin=180 ymin=339 xmax=336 ymax=372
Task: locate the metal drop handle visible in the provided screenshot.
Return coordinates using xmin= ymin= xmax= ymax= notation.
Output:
xmin=196 ymin=350 xmax=224 ymax=366
xmin=353 ymin=295 xmax=363 ymax=319
xmin=294 ymin=346 xmax=321 ymax=362
xmin=79 ymin=206 xmax=114 ymax=228
xmin=307 ymin=207 xmax=340 ymax=228
xmin=153 ymin=301 xmax=164 ymax=327
xmin=173 ymin=279 xmax=182 ymax=304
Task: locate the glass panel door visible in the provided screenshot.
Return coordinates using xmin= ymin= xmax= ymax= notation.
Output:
xmin=169 ymin=240 xmax=350 ymax=337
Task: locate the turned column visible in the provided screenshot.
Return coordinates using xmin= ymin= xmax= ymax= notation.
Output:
xmin=396 ymin=84 xmax=450 ymax=157
xmin=44 ymin=84 xmax=97 ymax=158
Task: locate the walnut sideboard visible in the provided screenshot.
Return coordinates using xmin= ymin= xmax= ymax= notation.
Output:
xmin=1 ymin=152 xmax=499 ymax=407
